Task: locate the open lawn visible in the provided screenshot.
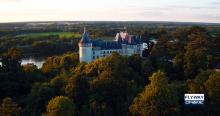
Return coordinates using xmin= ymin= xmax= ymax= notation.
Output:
xmin=16 ymin=32 xmax=81 ymax=38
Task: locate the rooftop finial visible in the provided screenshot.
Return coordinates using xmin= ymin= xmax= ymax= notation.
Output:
xmin=84 ymin=27 xmax=86 ymax=33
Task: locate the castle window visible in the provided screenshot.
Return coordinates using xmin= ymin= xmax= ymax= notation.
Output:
xmin=93 ymin=56 xmax=95 ymax=59
xmin=103 ymin=51 xmax=105 ymax=54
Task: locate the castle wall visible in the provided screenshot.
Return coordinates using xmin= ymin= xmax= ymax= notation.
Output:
xmin=79 ymin=31 xmax=144 ymax=62
xmin=79 ymin=43 xmax=93 ymax=62
xmin=88 ymin=44 xmax=143 ymax=62
xmin=92 ymin=49 xmax=123 ymax=60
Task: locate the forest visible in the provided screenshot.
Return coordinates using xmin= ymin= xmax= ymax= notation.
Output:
xmin=0 ymin=22 xmax=220 ymax=116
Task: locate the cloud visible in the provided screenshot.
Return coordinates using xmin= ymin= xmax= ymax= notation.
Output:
xmin=0 ymin=0 xmax=21 ymax=3
xmin=0 ymin=0 xmax=219 ymax=23
xmin=196 ymin=14 xmax=220 ymax=20
xmin=210 ymin=1 xmax=220 ymax=5
xmin=168 ymin=5 xmax=219 ymax=10
xmin=139 ymin=5 xmax=220 ymax=23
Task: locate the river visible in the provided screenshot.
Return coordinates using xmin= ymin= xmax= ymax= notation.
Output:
xmin=0 ymin=58 xmax=45 ymax=69
xmin=21 ymin=58 xmax=45 ymax=68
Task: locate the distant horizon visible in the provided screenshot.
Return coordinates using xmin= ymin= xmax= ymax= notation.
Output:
xmin=0 ymin=20 xmax=220 ymax=24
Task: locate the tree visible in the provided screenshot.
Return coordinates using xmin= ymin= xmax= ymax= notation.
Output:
xmin=149 ymin=34 xmax=173 ymax=75
xmin=129 ymin=70 xmax=180 ymax=116
xmin=141 ymin=58 xmax=155 ymax=77
xmin=184 ymin=71 xmax=219 ymax=115
xmin=22 ymin=63 xmax=46 ymax=83
xmin=171 ymin=53 xmax=185 ymax=80
xmin=0 ymin=97 xmax=22 ymax=116
xmin=60 ymin=53 xmax=79 ymax=71
xmin=25 ymin=83 xmax=56 ymax=116
xmin=41 ymin=56 xmax=60 ymax=77
xmin=204 ymin=72 xmax=220 ymax=113
xmin=65 ymin=76 xmax=90 ymax=110
xmin=187 ymin=70 xmax=213 ymax=93
xmin=128 ymin=54 xmax=142 ymax=74
xmin=184 ymin=31 xmax=210 ymax=79
xmin=0 ymin=48 xmax=22 ymax=73
xmin=50 ymin=75 xmax=68 ymax=95
xmin=44 ymin=96 xmax=75 ymax=116
xmin=89 ymin=78 xmax=130 ymax=116
xmin=76 ymin=53 xmax=144 ymax=115
xmin=0 ymin=48 xmax=29 ymax=99
xmin=42 ymin=53 xmax=79 ymax=77
xmin=170 ymin=27 xmax=206 ymax=54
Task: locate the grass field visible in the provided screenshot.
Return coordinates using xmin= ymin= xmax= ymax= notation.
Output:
xmin=16 ymin=32 xmax=81 ymax=38
xmin=16 ymin=32 xmax=115 ymax=41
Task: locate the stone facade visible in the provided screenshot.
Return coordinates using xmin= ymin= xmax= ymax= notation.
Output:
xmin=79 ymin=28 xmax=144 ymax=62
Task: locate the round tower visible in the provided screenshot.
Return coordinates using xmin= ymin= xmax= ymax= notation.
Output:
xmin=79 ymin=27 xmax=92 ymax=62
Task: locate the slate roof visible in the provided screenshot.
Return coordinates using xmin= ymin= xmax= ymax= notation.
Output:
xmin=115 ymin=32 xmax=142 ymax=45
xmin=79 ymin=31 xmax=91 ymax=43
xmin=79 ymin=30 xmax=142 ymax=50
xmin=216 ymin=63 xmax=220 ymax=69
xmin=92 ymin=40 xmax=122 ymax=49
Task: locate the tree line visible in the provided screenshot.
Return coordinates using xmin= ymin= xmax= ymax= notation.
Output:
xmin=0 ymin=26 xmax=219 ymax=116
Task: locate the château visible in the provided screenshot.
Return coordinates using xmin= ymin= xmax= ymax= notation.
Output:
xmin=79 ymin=28 xmax=144 ymax=62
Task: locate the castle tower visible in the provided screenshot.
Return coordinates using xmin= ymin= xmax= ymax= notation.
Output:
xmin=124 ymin=26 xmax=127 ymax=32
xmin=79 ymin=27 xmax=93 ymax=62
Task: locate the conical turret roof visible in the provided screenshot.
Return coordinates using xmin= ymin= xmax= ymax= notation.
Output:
xmin=79 ymin=27 xmax=91 ymax=43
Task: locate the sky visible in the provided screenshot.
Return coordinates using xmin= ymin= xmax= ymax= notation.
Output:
xmin=0 ymin=0 xmax=219 ymax=23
